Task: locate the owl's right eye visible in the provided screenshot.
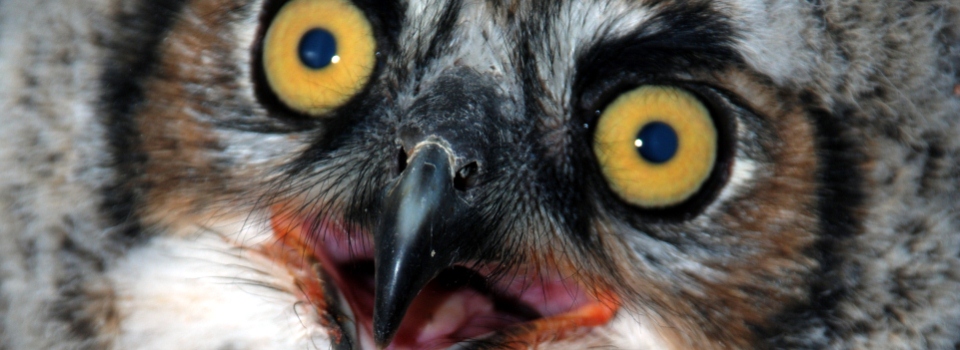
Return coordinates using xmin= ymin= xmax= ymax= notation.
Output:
xmin=592 ymin=85 xmax=718 ymax=209
xmin=262 ymin=0 xmax=376 ymax=116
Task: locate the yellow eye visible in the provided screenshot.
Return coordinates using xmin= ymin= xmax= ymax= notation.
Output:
xmin=262 ymin=0 xmax=376 ymax=116
xmin=593 ymin=86 xmax=717 ymax=208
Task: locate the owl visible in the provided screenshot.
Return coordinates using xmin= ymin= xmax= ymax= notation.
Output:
xmin=1 ymin=0 xmax=959 ymax=349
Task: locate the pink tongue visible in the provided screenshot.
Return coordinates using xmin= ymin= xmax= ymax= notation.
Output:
xmin=414 ymin=290 xmax=494 ymax=345
xmin=385 ymin=284 xmax=521 ymax=350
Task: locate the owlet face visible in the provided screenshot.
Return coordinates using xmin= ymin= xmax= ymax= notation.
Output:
xmin=113 ymin=0 xmax=840 ymax=347
xmin=2 ymin=0 xmax=959 ymax=349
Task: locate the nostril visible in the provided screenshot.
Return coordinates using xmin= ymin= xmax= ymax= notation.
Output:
xmin=396 ymin=147 xmax=408 ymax=175
xmin=453 ymin=161 xmax=480 ymax=191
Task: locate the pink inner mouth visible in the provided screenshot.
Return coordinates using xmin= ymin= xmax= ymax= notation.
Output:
xmin=274 ymin=217 xmax=617 ymax=350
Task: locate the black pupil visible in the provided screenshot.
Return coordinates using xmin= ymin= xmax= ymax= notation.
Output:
xmin=298 ymin=28 xmax=337 ymax=69
xmin=635 ymin=121 xmax=679 ymax=164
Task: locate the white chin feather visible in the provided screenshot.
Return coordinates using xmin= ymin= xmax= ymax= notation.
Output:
xmin=107 ymin=222 xmax=331 ymax=350
xmin=536 ymin=313 xmax=674 ymax=350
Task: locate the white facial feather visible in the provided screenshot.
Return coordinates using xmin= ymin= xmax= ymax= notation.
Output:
xmin=108 ymin=221 xmax=329 ymax=350
xmin=722 ymin=0 xmax=819 ymax=85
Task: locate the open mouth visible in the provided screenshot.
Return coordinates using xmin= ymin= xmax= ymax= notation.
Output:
xmin=270 ymin=214 xmax=619 ymax=350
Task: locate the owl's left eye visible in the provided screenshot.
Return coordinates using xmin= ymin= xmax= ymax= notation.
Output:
xmin=593 ymin=85 xmax=718 ymax=208
xmin=262 ymin=0 xmax=376 ymax=116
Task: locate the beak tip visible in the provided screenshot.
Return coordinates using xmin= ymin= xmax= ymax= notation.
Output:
xmin=371 ymin=266 xmax=411 ymax=348
xmin=373 ymin=318 xmax=397 ymax=349
xmin=372 ymin=289 xmax=407 ymax=349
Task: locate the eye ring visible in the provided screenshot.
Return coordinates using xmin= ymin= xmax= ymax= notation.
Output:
xmin=262 ymin=0 xmax=376 ymax=116
xmin=593 ymin=85 xmax=718 ymax=208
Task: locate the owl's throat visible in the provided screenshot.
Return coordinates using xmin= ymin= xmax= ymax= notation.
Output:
xmin=271 ymin=215 xmax=617 ymax=349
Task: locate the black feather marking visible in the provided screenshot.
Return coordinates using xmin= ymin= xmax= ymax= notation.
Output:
xmin=99 ymin=0 xmax=190 ymax=245
xmin=573 ymin=1 xmax=741 ymax=101
xmin=755 ymin=97 xmax=866 ymax=349
xmin=413 ymin=0 xmax=462 ymax=80
xmin=51 ymin=231 xmax=114 ymax=347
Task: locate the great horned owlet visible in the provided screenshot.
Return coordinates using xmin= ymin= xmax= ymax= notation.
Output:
xmin=1 ymin=0 xmax=959 ymax=349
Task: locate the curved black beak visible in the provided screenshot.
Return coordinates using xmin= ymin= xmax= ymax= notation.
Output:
xmin=373 ymin=142 xmax=467 ymax=347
